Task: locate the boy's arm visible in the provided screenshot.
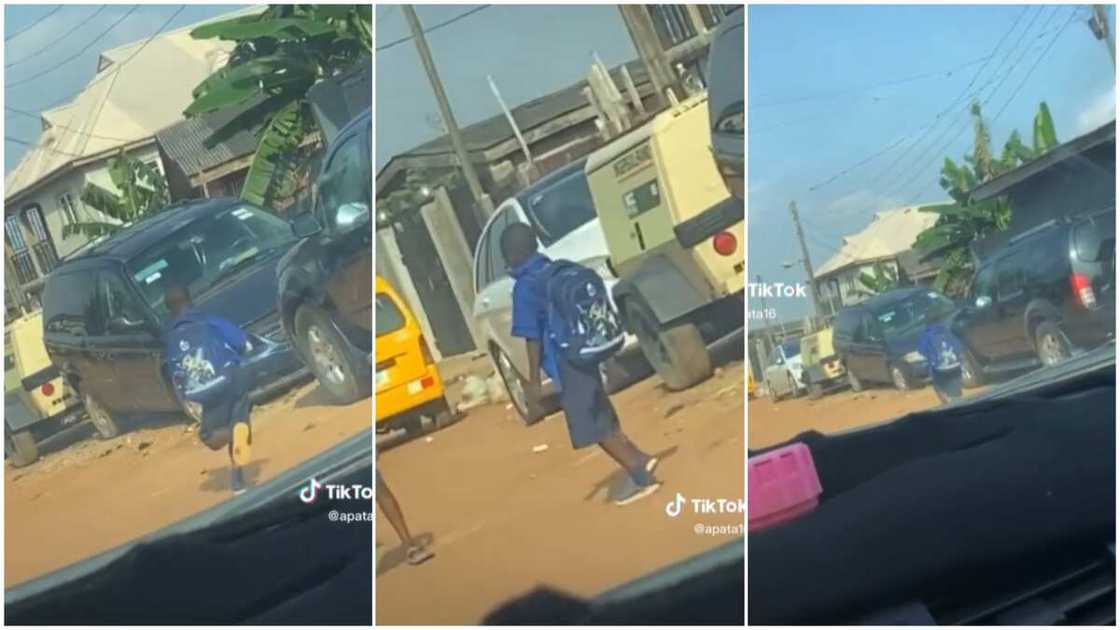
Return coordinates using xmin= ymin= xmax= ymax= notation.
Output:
xmin=209 ymin=316 xmax=250 ymax=354
xmin=510 ymin=280 xmax=543 ymax=405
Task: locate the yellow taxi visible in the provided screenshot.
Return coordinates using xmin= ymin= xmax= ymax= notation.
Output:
xmin=375 ymin=275 xmax=451 ymax=434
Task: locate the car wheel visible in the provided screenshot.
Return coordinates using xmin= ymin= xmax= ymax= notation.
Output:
xmin=296 ymin=306 xmax=371 ymax=405
xmin=960 ymin=349 xmax=984 ymax=389
xmin=493 ymin=347 xmax=547 ymax=426
xmin=847 ymin=368 xmax=863 ymax=392
xmin=808 ymin=382 xmax=823 ymax=400
xmin=1035 ymin=321 xmax=1072 ymax=367
xmin=428 ymin=398 xmax=453 ymax=431
xmin=890 ymin=364 xmax=911 ymax=391
xmin=625 ymin=298 xmax=712 ymax=391
xmin=83 ymin=392 xmax=121 ymax=439
xmin=7 ymin=429 xmax=39 ymax=467
xmin=787 ymin=376 xmax=800 ymax=398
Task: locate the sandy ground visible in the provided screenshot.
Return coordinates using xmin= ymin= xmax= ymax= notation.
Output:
xmin=5 ymin=380 xmax=371 ymax=588
xmin=748 ymin=382 xmax=986 ymax=449
xmin=375 ymin=338 xmax=746 ymax=625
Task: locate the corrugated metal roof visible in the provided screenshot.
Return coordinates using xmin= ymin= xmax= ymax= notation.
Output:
xmin=155 ymin=95 xmax=264 ymax=177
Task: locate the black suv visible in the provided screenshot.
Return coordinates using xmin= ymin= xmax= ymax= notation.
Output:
xmin=707 ymin=7 xmax=743 ymax=201
xmin=277 ymin=108 xmax=372 ymax=404
xmin=954 ymin=210 xmax=1115 ymax=386
xmin=41 ymin=199 xmax=307 ymax=439
xmin=832 ymin=287 xmax=957 ymax=391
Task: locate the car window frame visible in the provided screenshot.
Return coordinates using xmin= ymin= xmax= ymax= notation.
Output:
xmin=317 ymin=129 xmax=370 ymax=234
xmin=97 ymin=268 xmax=157 ymax=338
xmin=42 ymin=266 xmax=101 ymax=340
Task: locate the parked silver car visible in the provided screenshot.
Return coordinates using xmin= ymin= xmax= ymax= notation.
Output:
xmin=763 ymin=339 xmax=806 ymax=401
xmin=471 ymin=161 xmax=642 ymax=424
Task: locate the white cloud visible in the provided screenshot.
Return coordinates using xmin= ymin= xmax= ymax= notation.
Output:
xmin=1074 ymin=88 xmax=1115 ymax=136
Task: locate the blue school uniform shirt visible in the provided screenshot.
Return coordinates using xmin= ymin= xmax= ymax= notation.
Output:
xmin=165 ymin=308 xmax=250 ymax=364
xmin=916 ymin=322 xmax=962 ymax=373
xmin=509 ymin=253 xmax=561 ymax=388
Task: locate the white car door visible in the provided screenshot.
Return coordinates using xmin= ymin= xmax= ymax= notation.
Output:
xmin=473 ymin=204 xmax=527 ymax=376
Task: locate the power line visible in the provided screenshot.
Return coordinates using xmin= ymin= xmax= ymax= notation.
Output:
xmin=894 ymin=7 xmax=1078 ymax=210
xmin=880 ymin=6 xmax=1068 ymax=205
xmin=6 ymin=5 xmax=141 ymax=88
xmin=6 ymin=5 xmax=64 ymax=42
xmin=27 ymin=6 xmax=187 ymax=112
xmin=7 ymin=5 xmax=108 ymax=69
xmin=377 ymin=5 xmax=490 ymax=52
xmin=863 ymin=6 xmax=1036 ymax=198
xmin=5 ymin=106 xmax=136 ymax=142
xmin=5 ymin=136 xmax=83 ymax=157
xmin=7 ymin=6 xmax=187 ymax=161
xmin=992 ymin=8 xmax=1079 ymax=125
xmin=750 ymin=55 xmax=992 ymax=110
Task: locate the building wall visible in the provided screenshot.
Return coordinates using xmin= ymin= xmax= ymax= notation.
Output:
xmin=817 ymin=258 xmax=902 ymax=315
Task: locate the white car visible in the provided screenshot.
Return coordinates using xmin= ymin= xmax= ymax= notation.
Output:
xmin=472 ymin=160 xmax=641 ymax=424
xmin=763 ymin=339 xmax=806 ymax=401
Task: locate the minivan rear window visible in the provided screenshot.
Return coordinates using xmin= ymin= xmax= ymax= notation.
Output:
xmin=524 ymin=170 xmax=597 ymax=246
xmin=376 ymin=293 xmax=406 ymax=337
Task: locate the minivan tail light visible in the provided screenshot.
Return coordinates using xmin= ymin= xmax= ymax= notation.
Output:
xmin=1070 ymin=273 xmax=1097 ymax=309
xmin=40 ymin=382 xmax=55 ymax=397
xmin=712 ymin=231 xmax=737 ymax=256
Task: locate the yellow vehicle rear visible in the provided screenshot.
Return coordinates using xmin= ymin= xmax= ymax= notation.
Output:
xmin=375 ymin=276 xmax=450 ymax=433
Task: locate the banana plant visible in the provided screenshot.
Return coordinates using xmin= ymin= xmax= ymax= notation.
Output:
xmin=853 ymin=262 xmax=900 ymax=297
xmin=63 ymin=152 xmax=170 ymax=239
xmin=185 ymin=5 xmax=371 ymax=208
xmin=913 ymin=101 xmax=1058 ymax=296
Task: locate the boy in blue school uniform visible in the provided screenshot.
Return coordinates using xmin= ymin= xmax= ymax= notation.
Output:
xmin=164 ymin=285 xmax=254 ymax=494
xmin=916 ymin=301 xmax=964 ymax=404
xmin=501 ymin=222 xmax=661 ymax=506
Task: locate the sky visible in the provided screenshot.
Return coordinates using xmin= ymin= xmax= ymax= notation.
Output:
xmin=374 ymin=4 xmax=636 ymax=171
xmin=749 ymin=4 xmax=1116 ymax=322
xmin=4 ymin=4 xmax=244 ymax=173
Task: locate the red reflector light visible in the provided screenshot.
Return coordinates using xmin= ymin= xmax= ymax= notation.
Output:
xmin=40 ymin=382 xmax=54 ymax=396
xmin=420 ymin=376 xmax=435 ymax=389
xmin=712 ymin=231 xmax=737 ymax=256
xmin=1070 ymin=273 xmax=1097 ymax=308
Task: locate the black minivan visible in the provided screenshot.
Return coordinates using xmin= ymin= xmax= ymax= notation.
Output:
xmin=832 ymin=287 xmax=957 ymax=391
xmin=277 ymin=108 xmax=372 ymax=404
xmin=954 ymin=209 xmax=1115 ymax=386
xmin=41 ymin=198 xmax=307 ymax=439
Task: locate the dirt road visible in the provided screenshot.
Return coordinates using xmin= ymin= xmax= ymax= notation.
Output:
xmin=5 ymin=380 xmax=371 ymax=588
xmin=375 ymin=346 xmax=746 ymax=625
xmin=749 ymin=384 xmax=984 ymax=449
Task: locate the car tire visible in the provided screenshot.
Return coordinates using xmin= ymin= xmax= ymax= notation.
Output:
xmin=960 ymin=349 xmax=984 ymax=389
xmin=1034 ymin=321 xmax=1072 ymax=367
xmin=429 ymin=398 xmax=453 ymax=431
xmin=808 ymin=382 xmax=823 ymax=400
xmin=7 ymin=429 xmax=39 ymax=468
xmin=625 ymin=298 xmax=712 ymax=391
xmin=847 ymin=368 xmax=864 ymax=392
xmin=295 ymin=306 xmax=371 ymax=405
xmin=493 ymin=347 xmax=549 ymax=426
xmin=766 ymin=380 xmax=780 ymax=402
xmin=83 ymin=392 xmax=121 ymax=439
xmin=890 ymin=364 xmax=911 ymax=391
xmin=787 ymin=376 xmax=800 ymax=398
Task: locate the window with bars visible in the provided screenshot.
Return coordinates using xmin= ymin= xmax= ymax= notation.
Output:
xmin=699 ymin=5 xmax=733 ymax=30
xmin=32 ymin=240 xmax=60 ymax=274
xmin=59 ymin=193 xmax=81 ymax=226
xmin=10 ymin=251 xmax=37 ymax=286
xmin=23 ymin=206 xmax=50 ymax=242
xmin=5 ymin=216 xmax=27 ymax=251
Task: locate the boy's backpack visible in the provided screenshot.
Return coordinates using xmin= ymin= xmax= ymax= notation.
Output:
xmin=165 ymin=316 xmax=242 ymax=405
xmin=540 ymin=260 xmax=625 ymax=367
xmin=922 ymin=324 xmax=962 ymax=372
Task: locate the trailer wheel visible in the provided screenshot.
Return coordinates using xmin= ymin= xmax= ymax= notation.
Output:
xmin=625 ymin=297 xmax=712 ymax=391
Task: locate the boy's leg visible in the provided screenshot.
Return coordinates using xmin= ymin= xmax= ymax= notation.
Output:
xmin=376 ymin=471 xmax=433 ymax=565
xmin=599 ymin=433 xmax=656 ymax=486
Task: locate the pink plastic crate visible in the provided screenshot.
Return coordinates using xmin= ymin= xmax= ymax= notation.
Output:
xmin=748 ymin=442 xmax=822 ymax=532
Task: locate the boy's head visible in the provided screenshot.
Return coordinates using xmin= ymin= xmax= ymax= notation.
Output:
xmin=500 ymin=222 xmax=538 ymax=269
xmin=165 ymin=284 xmax=193 ymax=318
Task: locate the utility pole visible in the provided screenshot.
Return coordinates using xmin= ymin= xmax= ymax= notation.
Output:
xmin=403 ymin=5 xmax=494 ymax=224
xmin=789 ymin=201 xmax=823 ymax=325
xmin=1089 ymin=5 xmax=1116 ymax=70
